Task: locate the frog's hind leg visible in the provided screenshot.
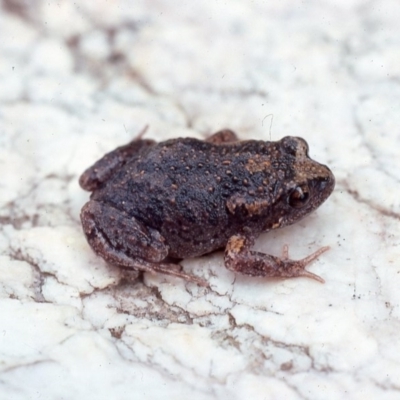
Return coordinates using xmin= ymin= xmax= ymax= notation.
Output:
xmin=81 ymin=200 xmax=168 ymax=262
xmin=206 ymin=129 xmax=239 ymax=145
xmin=79 ymin=126 xmax=155 ymax=191
xmin=80 ymin=200 xmax=207 ymax=286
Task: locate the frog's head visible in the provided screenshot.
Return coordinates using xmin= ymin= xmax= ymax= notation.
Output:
xmin=262 ymin=136 xmax=335 ymax=230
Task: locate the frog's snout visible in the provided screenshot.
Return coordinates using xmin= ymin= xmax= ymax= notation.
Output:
xmin=312 ymin=165 xmax=335 ymax=200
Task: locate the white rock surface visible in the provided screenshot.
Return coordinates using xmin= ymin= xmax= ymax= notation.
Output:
xmin=1 ymin=1 xmax=400 ymax=399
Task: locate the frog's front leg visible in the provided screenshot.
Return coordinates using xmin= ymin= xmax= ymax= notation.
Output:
xmin=80 ymin=200 xmax=207 ymax=286
xmin=79 ymin=126 xmax=155 ymax=191
xmin=224 ymin=233 xmax=328 ymax=283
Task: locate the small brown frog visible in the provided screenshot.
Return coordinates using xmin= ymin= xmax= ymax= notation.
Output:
xmin=79 ymin=129 xmax=335 ymax=286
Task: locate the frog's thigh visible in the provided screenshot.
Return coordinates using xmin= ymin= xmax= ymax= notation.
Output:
xmin=79 ymin=135 xmax=155 ymax=191
xmin=81 ymin=201 xmax=208 ymax=285
xmin=206 ymin=129 xmax=239 ymax=145
xmin=224 ymin=234 xmax=325 ymax=282
xmin=81 ymin=200 xmax=168 ymax=263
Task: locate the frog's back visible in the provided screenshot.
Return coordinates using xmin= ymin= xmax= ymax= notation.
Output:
xmin=94 ymin=138 xmax=242 ymax=214
xmin=90 ymin=137 xmax=281 ymax=256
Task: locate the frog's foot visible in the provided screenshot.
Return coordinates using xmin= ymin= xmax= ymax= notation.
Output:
xmin=133 ymin=124 xmax=149 ymax=140
xmin=118 ymin=260 xmax=208 ymax=286
xmin=280 ymin=244 xmax=328 ymax=283
xmin=225 ymin=234 xmax=328 ymax=283
xmin=137 ymin=261 xmax=209 ymax=287
xmin=206 ymin=129 xmax=239 ymax=145
xmin=81 ymin=200 xmax=207 ymax=286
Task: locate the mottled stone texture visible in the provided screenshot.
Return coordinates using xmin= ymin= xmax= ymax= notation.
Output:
xmin=1 ymin=1 xmax=400 ymax=399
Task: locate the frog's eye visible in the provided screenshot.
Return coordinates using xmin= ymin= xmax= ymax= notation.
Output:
xmin=281 ymin=137 xmax=309 ymax=157
xmin=288 ymin=184 xmax=310 ymax=208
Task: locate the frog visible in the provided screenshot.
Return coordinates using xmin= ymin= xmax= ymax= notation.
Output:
xmin=79 ymin=128 xmax=335 ymax=286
